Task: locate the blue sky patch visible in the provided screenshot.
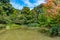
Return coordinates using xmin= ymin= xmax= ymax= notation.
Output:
xmin=10 ymin=0 xmax=45 ymax=10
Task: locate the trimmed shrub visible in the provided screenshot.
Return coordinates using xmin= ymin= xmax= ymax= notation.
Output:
xmin=0 ymin=24 xmax=6 ymax=30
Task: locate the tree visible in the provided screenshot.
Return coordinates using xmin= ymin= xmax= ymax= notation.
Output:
xmin=21 ymin=7 xmax=30 ymax=14
xmin=0 ymin=0 xmax=10 ymax=3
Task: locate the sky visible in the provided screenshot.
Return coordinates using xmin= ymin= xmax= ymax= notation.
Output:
xmin=10 ymin=0 xmax=45 ymax=10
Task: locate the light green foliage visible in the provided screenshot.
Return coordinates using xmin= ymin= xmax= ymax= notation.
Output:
xmin=0 ymin=24 xmax=6 ymax=30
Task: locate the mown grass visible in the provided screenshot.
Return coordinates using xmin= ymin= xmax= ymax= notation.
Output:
xmin=0 ymin=24 xmax=60 ymax=40
xmin=0 ymin=29 xmax=60 ymax=40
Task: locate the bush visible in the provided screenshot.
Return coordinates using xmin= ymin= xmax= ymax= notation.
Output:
xmin=49 ymin=27 xmax=58 ymax=37
xmin=6 ymin=24 xmax=21 ymax=29
xmin=49 ymin=25 xmax=60 ymax=37
xmin=27 ymin=23 xmax=40 ymax=27
xmin=0 ymin=24 xmax=6 ymax=30
xmin=58 ymin=27 xmax=60 ymax=36
xmin=39 ymin=28 xmax=48 ymax=33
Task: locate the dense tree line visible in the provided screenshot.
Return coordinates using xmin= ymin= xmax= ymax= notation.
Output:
xmin=0 ymin=0 xmax=60 ymax=27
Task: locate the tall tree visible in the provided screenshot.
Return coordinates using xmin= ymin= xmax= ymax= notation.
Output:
xmin=0 ymin=0 xmax=10 ymax=3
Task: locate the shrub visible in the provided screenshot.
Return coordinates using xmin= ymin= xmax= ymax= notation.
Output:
xmin=27 ymin=23 xmax=40 ymax=27
xmin=6 ymin=24 xmax=21 ymax=29
xmin=49 ymin=27 xmax=58 ymax=37
xmin=49 ymin=25 xmax=60 ymax=37
xmin=0 ymin=24 xmax=6 ymax=30
xmin=58 ymin=27 xmax=60 ymax=37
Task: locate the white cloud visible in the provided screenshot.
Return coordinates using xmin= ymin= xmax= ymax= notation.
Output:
xmin=10 ymin=0 xmax=45 ymax=10
xmin=22 ymin=0 xmax=45 ymax=9
xmin=10 ymin=2 xmax=23 ymax=10
xmin=34 ymin=0 xmax=45 ymax=5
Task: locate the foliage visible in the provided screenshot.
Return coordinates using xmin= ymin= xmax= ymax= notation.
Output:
xmin=0 ymin=24 xmax=6 ymax=30
xmin=49 ymin=26 xmax=60 ymax=37
xmin=0 ymin=0 xmax=60 ymax=37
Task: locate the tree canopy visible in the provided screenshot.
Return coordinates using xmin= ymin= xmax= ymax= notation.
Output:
xmin=0 ymin=0 xmax=60 ymax=27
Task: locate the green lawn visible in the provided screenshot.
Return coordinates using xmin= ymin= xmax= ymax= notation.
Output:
xmin=0 ymin=29 xmax=60 ymax=40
